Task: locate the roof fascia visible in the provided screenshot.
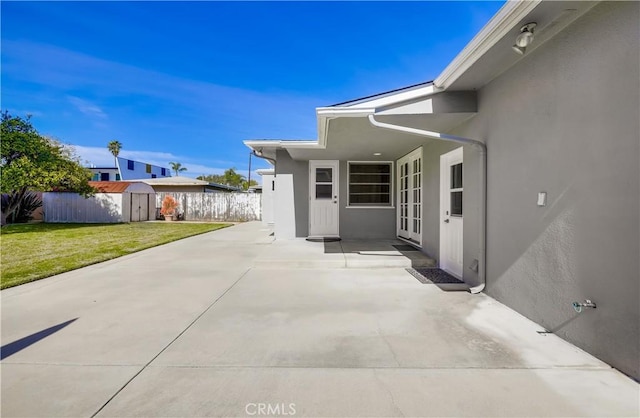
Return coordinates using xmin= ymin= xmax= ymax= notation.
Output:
xmin=244 ymin=139 xmax=321 ymax=150
xmin=435 ymin=0 xmax=542 ymax=89
xmin=338 ymin=84 xmax=441 ymax=109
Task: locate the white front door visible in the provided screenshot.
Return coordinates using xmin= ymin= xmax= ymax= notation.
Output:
xmin=440 ymin=147 xmax=464 ymax=278
xmin=397 ymin=148 xmax=423 ymax=245
xmin=309 ymin=160 xmax=339 ymax=237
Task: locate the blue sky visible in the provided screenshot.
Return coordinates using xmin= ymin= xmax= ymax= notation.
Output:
xmin=1 ymin=1 xmax=504 ymax=179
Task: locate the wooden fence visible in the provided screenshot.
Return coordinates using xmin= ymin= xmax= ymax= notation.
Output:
xmin=156 ymin=192 xmax=261 ymax=222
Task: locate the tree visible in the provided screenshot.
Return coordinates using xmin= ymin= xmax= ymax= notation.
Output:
xmin=197 ymin=169 xmax=257 ymax=190
xmin=196 ymin=174 xmax=225 ymax=184
xmin=0 ymin=111 xmax=94 ymax=196
xmin=107 ymin=140 xmax=122 ymax=166
xmin=221 ymin=168 xmax=245 ymax=188
xmin=169 ymin=161 xmax=187 ymax=176
xmin=242 ymin=179 xmax=259 ymax=191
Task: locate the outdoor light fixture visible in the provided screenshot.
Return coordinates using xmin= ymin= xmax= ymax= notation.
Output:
xmin=373 ymin=152 xmax=382 ymax=156
xmin=512 ymin=22 xmax=537 ymax=55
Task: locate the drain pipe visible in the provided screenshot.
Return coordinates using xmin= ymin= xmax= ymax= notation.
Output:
xmin=368 ymin=115 xmax=487 ymax=294
xmin=252 ymin=150 xmax=277 ymax=176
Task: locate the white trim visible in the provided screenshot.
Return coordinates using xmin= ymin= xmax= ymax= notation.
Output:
xmin=397 ymin=236 xmax=422 ymax=249
xmin=308 ymin=160 xmax=340 ymax=237
xmin=439 ymin=147 xmax=464 ymax=279
xmin=347 ymin=161 xmax=394 ymax=208
xmin=435 ymin=0 xmax=542 ymax=89
xmin=396 ymin=147 xmax=423 ymax=247
xmin=316 ymin=107 xmax=376 ymax=117
xmin=333 ymin=84 xmax=441 ymax=110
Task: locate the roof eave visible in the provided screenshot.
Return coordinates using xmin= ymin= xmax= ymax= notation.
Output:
xmin=435 ymin=0 xmax=542 ymax=89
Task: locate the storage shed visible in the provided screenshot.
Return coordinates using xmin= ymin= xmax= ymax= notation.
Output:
xmin=43 ymin=181 xmax=156 ymax=223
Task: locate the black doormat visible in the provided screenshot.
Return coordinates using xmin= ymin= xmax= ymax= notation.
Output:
xmin=306 ymin=237 xmax=342 ymax=243
xmin=406 ymin=268 xmax=464 ymax=284
xmin=392 ymin=244 xmax=420 ymax=252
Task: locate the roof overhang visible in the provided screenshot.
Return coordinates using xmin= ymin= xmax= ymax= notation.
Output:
xmin=244 ymin=0 xmax=599 ymax=160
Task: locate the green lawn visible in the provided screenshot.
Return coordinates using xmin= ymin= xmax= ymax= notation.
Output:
xmin=0 ymin=222 xmax=231 ymax=289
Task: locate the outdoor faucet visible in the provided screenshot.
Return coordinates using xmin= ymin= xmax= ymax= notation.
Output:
xmin=572 ymin=299 xmax=596 ymax=313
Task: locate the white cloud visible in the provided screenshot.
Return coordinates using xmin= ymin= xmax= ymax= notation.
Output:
xmin=67 ymin=96 xmax=108 ymax=120
xmin=3 ymin=40 xmax=322 ymax=139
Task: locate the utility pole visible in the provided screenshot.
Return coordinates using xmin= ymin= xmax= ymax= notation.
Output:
xmin=247 ymin=151 xmax=252 ymax=191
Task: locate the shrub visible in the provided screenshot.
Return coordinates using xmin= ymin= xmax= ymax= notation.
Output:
xmin=1 ymin=187 xmax=43 ymax=224
xmin=160 ymin=195 xmax=179 ymax=216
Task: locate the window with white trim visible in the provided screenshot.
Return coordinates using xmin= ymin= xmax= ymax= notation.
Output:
xmin=348 ymin=162 xmax=392 ymax=207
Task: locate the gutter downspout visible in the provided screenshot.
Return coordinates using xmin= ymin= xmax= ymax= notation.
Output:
xmin=368 ymin=115 xmax=487 ymax=294
xmin=252 ymin=150 xmax=277 ymax=176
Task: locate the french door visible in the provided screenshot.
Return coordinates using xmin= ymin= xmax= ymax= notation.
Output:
xmin=397 ymin=148 xmax=422 ymax=245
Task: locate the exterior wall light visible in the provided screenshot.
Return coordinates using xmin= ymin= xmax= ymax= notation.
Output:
xmin=512 ymin=22 xmax=537 ymax=55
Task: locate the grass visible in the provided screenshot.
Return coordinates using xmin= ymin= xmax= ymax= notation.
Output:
xmin=0 ymin=222 xmax=231 ymax=289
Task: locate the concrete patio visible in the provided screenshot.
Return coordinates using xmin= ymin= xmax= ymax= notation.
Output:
xmin=1 ymin=222 xmax=638 ymax=417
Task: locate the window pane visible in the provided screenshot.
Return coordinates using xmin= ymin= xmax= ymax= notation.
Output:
xmin=350 ymin=184 xmax=389 ymax=194
xmin=451 ymin=163 xmax=463 ymax=189
xmin=316 ymin=184 xmax=332 ymax=199
xmin=349 ymin=194 xmax=390 ymax=205
xmin=451 ymin=191 xmax=463 ymax=216
xmin=350 ymin=164 xmax=390 ymax=174
xmin=316 ymin=168 xmax=332 ymax=182
xmin=349 ymin=173 xmax=390 ymax=184
xmin=348 ymin=163 xmax=392 ymax=207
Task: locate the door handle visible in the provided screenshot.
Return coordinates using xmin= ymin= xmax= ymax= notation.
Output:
xmin=444 ymin=219 xmax=450 ymax=223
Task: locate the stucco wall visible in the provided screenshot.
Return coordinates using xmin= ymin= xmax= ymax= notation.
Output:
xmin=420 ymin=141 xmax=464 ymax=261
xmin=276 ymin=150 xmax=309 ymax=237
xmin=451 ymin=1 xmax=639 ymax=379
xmin=339 ymin=160 xmax=397 ymax=240
xmin=276 ymin=151 xmax=398 ymax=239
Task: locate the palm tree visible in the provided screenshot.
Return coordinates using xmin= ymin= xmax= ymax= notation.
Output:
xmin=222 ymin=168 xmax=245 ymax=187
xmin=169 ymin=161 xmax=187 ymax=176
xmin=107 ymin=140 xmax=122 ymax=167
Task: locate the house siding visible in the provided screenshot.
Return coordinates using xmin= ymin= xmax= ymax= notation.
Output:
xmin=419 ymin=140 xmax=465 ymax=264
xmin=117 ymin=157 xmax=170 ymax=180
xmin=450 ymin=1 xmax=639 ymax=379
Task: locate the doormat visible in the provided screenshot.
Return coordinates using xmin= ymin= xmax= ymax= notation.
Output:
xmin=406 ymin=268 xmax=464 ymax=284
xmin=306 ymin=237 xmax=342 ymax=243
xmin=392 ymin=244 xmax=420 ymax=252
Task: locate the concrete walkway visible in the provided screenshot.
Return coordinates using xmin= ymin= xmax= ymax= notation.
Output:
xmin=1 ymin=222 xmax=637 ymax=417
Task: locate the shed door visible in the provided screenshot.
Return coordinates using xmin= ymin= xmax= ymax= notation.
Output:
xmin=130 ymin=194 xmax=145 ymax=222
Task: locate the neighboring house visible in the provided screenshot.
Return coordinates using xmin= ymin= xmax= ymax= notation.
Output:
xmin=132 ymin=176 xmax=241 ymax=193
xmin=43 ymin=181 xmax=155 ymax=223
xmin=87 ymin=157 xmax=171 ymax=181
xmin=245 ymin=1 xmax=639 ymax=380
